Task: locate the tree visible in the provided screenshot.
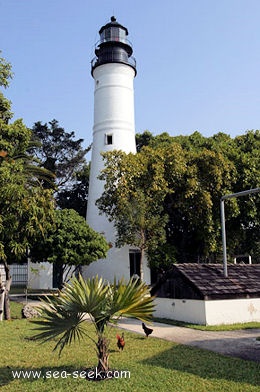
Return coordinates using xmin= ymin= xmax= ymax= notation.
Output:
xmin=31 ymin=120 xmax=90 ymax=215
xmin=135 ymin=130 xmax=260 ymax=265
xmin=0 ymin=51 xmax=13 ymax=123
xmin=0 ymin=54 xmax=55 ymax=320
xmin=30 ymin=209 xmax=110 ymax=288
xmin=229 ymin=131 xmax=260 ymax=260
xmin=165 ymin=147 xmax=237 ymax=263
xmin=32 ymin=275 xmax=154 ymax=377
xmin=56 ymin=163 xmax=90 ymax=217
xmin=135 ymin=130 xmax=154 ymax=152
xmin=96 ymin=147 xmax=172 ymax=280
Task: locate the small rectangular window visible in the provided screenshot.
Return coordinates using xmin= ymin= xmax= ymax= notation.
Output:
xmin=105 ymin=134 xmax=113 ymax=145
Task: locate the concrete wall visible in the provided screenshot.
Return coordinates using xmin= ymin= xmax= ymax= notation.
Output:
xmin=28 ymin=261 xmax=53 ymax=290
xmin=205 ymin=298 xmax=260 ymax=325
xmin=154 ymin=298 xmax=206 ymax=325
xmin=154 ymin=297 xmax=260 ymax=325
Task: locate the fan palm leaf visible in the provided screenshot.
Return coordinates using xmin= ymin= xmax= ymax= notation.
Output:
xmin=32 ymin=275 xmax=155 ymax=368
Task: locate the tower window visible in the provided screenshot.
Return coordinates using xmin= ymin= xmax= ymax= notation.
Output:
xmin=105 ymin=134 xmax=113 ymax=145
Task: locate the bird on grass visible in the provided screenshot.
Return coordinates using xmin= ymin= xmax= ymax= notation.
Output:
xmin=116 ymin=332 xmax=125 ymax=350
xmin=142 ymin=322 xmax=153 ymax=337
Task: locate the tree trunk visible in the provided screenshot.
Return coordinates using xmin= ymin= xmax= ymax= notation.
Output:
xmin=96 ymin=336 xmax=110 ymax=373
xmin=140 ymin=247 xmax=145 ymax=281
xmin=4 ymin=277 xmax=12 ymax=320
xmin=0 ymin=274 xmax=5 ymax=322
xmin=139 ymin=228 xmax=146 ymax=282
xmin=3 ymin=261 xmax=12 ymax=320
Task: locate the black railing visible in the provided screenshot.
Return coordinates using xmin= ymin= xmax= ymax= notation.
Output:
xmin=91 ymin=54 xmax=136 ymax=70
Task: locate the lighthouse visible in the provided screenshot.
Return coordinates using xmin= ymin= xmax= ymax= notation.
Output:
xmin=84 ymin=17 xmax=150 ymax=283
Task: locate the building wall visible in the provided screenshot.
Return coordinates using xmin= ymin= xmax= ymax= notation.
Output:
xmin=154 ymin=298 xmax=207 ymax=325
xmin=28 ymin=261 xmax=53 ymax=290
xmin=84 ymin=245 xmax=151 ymax=284
xmin=205 ymin=298 xmax=260 ymax=325
xmin=154 ymin=297 xmax=260 ymax=325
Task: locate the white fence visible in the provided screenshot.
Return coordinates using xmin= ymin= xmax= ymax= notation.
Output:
xmin=0 ymin=264 xmax=28 ymax=286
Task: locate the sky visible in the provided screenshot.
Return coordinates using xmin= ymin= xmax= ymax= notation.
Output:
xmin=1 ymin=0 xmax=260 ymax=151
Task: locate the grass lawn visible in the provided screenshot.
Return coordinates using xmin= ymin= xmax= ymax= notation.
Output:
xmin=154 ymin=317 xmax=260 ymax=331
xmin=0 ymin=303 xmax=259 ymax=392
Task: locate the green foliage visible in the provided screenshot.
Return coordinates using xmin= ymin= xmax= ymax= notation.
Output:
xmin=97 ymin=148 xmax=172 ymax=277
xmin=32 ymin=275 xmax=154 ymax=372
xmin=56 ymin=163 xmax=90 ymax=217
xmin=0 ymin=52 xmax=13 ymax=123
xmin=0 ymin=53 xmax=55 ymax=322
xmin=135 ymin=130 xmax=260 ymax=266
xmin=31 ymin=119 xmax=87 ymax=185
xmin=230 ymin=131 xmax=260 ymax=260
xmin=0 ymin=93 xmax=12 ymax=123
xmin=31 ymin=120 xmax=90 ymax=215
xmin=135 ymin=130 xmax=154 ymax=152
xmin=0 ymin=122 xmax=55 ymax=263
xmin=30 ymin=209 xmax=109 ymax=267
xmin=9 ymin=301 xmax=24 ymax=319
xmin=33 ymin=275 xmax=154 ymax=342
xmin=0 ymin=125 xmax=55 ymax=262
xmin=0 ymin=51 xmax=12 ymax=89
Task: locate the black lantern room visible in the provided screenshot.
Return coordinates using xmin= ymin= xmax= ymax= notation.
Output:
xmin=91 ymin=16 xmax=136 ymax=75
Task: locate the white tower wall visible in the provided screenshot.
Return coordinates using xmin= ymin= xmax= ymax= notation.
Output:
xmin=87 ymin=63 xmax=136 ymax=239
xmin=85 ymin=63 xmax=150 ymax=284
xmin=83 ymin=18 xmax=150 ymax=284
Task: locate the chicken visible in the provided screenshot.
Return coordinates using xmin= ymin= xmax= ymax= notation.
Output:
xmin=116 ymin=332 xmax=125 ymax=350
xmin=142 ymin=322 xmax=153 ymax=337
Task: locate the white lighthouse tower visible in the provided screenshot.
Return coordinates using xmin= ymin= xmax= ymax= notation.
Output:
xmin=84 ymin=17 xmax=150 ymax=283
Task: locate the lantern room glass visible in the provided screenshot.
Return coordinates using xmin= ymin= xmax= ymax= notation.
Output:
xmin=100 ymin=26 xmax=127 ymax=43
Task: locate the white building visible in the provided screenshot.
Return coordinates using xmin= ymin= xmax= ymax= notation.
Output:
xmin=83 ymin=17 xmax=150 ymax=283
xmin=153 ymin=263 xmax=260 ymax=325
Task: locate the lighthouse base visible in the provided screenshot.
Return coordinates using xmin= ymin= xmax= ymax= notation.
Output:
xmin=82 ymin=245 xmax=151 ymax=285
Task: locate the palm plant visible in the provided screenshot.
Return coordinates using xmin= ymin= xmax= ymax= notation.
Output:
xmin=32 ymin=275 xmax=155 ymax=375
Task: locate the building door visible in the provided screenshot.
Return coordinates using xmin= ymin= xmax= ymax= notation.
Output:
xmin=129 ymin=250 xmax=141 ymax=278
